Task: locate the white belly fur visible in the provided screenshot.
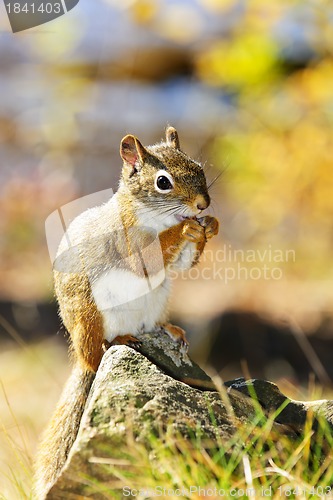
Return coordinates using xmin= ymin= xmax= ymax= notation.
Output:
xmin=176 ymin=241 xmax=198 ymax=269
xmin=91 ymin=268 xmax=171 ymax=342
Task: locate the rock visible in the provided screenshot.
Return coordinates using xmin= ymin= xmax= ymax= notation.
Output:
xmin=132 ymin=329 xmax=216 ymax=390
xmin=46 ymin=331 xmax=333 ymax=498
xmin=226 ymin=378 xmax=333 ymax=429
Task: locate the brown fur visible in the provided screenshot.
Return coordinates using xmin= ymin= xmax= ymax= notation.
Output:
xmin=54 ymin=271 xmax=105 ymax=372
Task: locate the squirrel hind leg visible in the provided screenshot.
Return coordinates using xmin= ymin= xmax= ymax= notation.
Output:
xmin=161 ymin=323 xmax=189 ymax=351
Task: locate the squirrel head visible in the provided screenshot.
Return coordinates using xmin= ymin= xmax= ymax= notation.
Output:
xmin=119 ymin=126 xmax=210 ymax=220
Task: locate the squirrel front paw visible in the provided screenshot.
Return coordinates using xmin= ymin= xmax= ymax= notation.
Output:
xmin=197 ymin=216 xmax=219 ymax=240
xmin=182 ymin=218 xmax=205 ymax=243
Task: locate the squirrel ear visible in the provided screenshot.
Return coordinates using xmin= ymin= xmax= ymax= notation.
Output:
xmin=120 ymin=135 xmax=149 ymax=171
xmin=166 ymin=126 xmax=180 ymax=150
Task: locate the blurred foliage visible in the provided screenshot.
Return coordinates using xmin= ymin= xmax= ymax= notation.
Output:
xmin=122 ymin=0 xmax=333 ymax=280
xmin=1 ymin=0 xmax=333 ymax=300
xmin=196 ymin=33 xmax=280 ymax=88
xmin=0 ymin=173 xmax=78 ymax=299
xmin=194 ymin=0 xmax=333 ymax=280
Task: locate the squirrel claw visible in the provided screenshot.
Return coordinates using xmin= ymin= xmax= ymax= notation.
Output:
xmin=182 ymin=218 xmax=205 ymax=243
xmin=111 ymin=334 xmax=142 ymax=348
xmin=162 ymin=323 xmax=189 ymax=352
xmin=197 ymin=216 xmax=219 ymax=240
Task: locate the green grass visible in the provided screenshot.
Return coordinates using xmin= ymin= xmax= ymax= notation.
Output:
xmin=0 ymin=341 xmax=332 ymax=499
xmin=56 ymin=386 xmax=333 ymax=499
xmin=0 ymin=340 xmax=70 ymax=500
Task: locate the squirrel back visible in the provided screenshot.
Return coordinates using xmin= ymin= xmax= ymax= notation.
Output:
xmin=34 ymin=127 xmax=219 ymax=498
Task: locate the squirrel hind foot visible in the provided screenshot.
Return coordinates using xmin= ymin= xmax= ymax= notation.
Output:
xmin=111 ymin=334 xmax=141 ymax=348
xmin=162 ymin=323 xmax=189 ymax=352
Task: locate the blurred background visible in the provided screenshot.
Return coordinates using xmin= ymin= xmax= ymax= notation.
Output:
xmin=0 ymin=0 xmax=333 ymax=496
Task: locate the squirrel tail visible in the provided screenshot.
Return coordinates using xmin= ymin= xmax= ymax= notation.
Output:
xmin=34 ymin=365 xmax=95 ymax=499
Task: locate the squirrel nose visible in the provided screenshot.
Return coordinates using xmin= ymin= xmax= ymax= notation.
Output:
xmin=196 ymin=194 xmax=210 ymax=211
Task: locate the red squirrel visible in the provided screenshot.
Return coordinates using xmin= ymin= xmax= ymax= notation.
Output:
xmin=34 ymin=126 xmax=219 ymax=498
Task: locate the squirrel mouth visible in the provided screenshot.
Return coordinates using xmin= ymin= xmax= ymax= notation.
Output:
xmin=175 ymin=214 xmax=197 ymax=222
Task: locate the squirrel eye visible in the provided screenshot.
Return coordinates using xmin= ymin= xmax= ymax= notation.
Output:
xmin=157 ymin=176 xmax=172 ymax=190
xmin=154 ymin=171 xmax=174 ymax=193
